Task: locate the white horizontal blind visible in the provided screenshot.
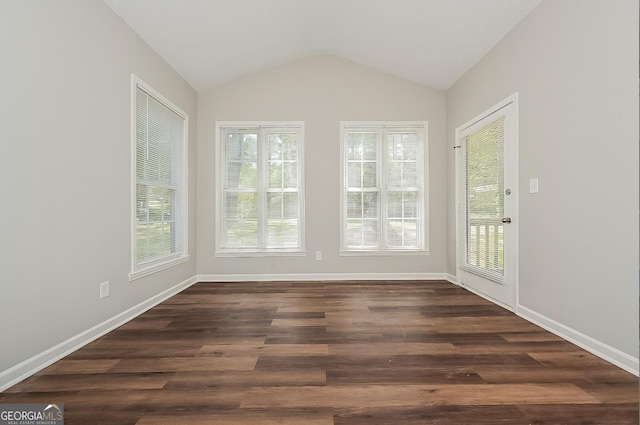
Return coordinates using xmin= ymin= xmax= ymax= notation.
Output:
xmin=223 ymin=130 xmax=259 ymax=249
xmin=345 ymin=131 xmax=379 ymax=248
xmin=385 ymin=130 xmax=421 ymax=248
xmin=342 ymin=123 xmax=426 ymax=251
xmin=464 ymin=117 xmax=504 ymax=282
xmin=219 ymin=124 xmax=303 ymax=253
xmin=135 ymin=85 xmax=186 ymax=268
xmin=266 ymin=131 xmax=300 ymax=249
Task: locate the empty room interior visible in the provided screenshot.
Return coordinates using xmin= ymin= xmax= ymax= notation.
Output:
xmin=1 ymin=0 xmax=638 ymax=424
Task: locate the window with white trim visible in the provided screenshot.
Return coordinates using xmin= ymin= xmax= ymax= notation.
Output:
xmin=340 ymin=122 xmax=428 ymax=253
xmin=130 ymin=76 xmax=188 ymax=280
xmin=216 ymin=122 xmax=304 ymax=255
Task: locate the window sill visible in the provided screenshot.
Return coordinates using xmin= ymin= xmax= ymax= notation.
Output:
xmin=215 ymin=251 xmax=307 ymax=258
xmin=339 ymin=249 xmax=430 ymax=257
xmin=129 ymin=255 xmax=190 ymax=281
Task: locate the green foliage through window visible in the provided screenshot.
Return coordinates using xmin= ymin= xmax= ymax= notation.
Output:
xmin=134 ymin=82 xmax=186 ymax=269
xmin=343 ymin=123 xmax=426 ymax=251
xmin=465 ymin=118 xmax=504 ymax=273
xmin=219 ymin=124 xmax=303 ymax=252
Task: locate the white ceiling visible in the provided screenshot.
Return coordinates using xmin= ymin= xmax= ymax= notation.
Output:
xmin=104 ymin=0 xmax=542 ymax=92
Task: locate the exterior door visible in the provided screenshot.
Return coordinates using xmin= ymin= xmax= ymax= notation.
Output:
xmin=456 ymin=95 xmax=517 ymax=310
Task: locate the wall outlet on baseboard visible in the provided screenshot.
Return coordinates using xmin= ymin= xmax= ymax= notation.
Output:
xmin=100 ymin=281 xmax=110 ymax=299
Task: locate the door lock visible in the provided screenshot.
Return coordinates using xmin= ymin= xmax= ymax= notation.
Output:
xmin=501 ymin=217 xmax=512 ymax=223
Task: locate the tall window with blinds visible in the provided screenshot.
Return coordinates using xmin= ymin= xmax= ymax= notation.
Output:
xmin=341 ymin=122 xmax=428 ymax=253
xmin=216 ymin=122 xmax=304 ymax=255
xmin=130 ymin=76 xmax=188 ymax=280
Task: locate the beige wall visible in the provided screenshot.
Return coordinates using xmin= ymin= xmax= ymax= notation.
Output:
xmin=0 ymin=0 xmax=197 ymax=379
xmin=197 ymin=55 xmax=447 ymax=277
xmin=446 ymin=0 xmax=639 ymax=359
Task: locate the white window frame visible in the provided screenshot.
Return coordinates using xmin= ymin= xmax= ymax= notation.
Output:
xmin=340 ymin=121 xmax=429 ymax=255
xmin=215 ymin=121 xmax=305 ymax=257
xmin=129 ymin=75 xmax=189 ymax=281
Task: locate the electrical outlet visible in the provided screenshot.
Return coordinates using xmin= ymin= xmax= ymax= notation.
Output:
xmin=100 ymin=281 xmax=110 ymax=299
xmin=315 ymin=251 xmax=322 ymax=261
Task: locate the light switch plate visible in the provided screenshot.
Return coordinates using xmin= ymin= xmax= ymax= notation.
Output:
xmin=529 ymin=178 xmax=539 ymax=194
xmin=100 ymin=281 xmax=110 ymax=299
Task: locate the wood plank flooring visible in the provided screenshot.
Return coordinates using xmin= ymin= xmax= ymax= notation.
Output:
xmin=1 ymin=280 xmax=637 ymax=424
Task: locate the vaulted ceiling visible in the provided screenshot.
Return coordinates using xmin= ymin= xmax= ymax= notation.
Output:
xmin=104 ymin=0 xmax=542 ymax=91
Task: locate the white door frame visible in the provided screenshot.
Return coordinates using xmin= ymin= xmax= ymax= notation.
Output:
xmin=454 ymin=93 xmax=519 ymax=311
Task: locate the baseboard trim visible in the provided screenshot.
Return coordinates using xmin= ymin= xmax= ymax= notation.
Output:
xmin=457 ymin=281 xmax=514 ymax=312
xmin=445 ymin=273 xmax=458 ymax=285
xmin=0 ymin=275 xmax=199 ymax=392
xmin=197 ymin=272 xmax=449 ymax=282
xmin=517 ymin=304 xmax=639 ymax=376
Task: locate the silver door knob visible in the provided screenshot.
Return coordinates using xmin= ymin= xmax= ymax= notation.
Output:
xmin=501 ymin=217 xmax=512 ymax=223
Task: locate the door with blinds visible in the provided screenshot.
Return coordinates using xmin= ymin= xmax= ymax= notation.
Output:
xmin=456 ymin=95 xmax=517 ymax=310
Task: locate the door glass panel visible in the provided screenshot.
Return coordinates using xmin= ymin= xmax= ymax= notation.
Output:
xmin=465 ymin=117 xmax=505 ymax=280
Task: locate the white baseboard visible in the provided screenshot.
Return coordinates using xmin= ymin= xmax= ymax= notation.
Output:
xmin=197 ymin=272 xmax=449 ymax=282
xmin=517 ymin=304 xmax=639 ymax=376
xmin=445 ymin=273 xmax=458 ymax=284
xmin=458 ymin=282 xmax=515 ymax=313
xmin=0 ymin=275 xmax=198 ymax=392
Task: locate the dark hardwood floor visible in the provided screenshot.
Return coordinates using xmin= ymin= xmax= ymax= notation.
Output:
xmin=1 ymin=280 xmax=637 ymax=424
